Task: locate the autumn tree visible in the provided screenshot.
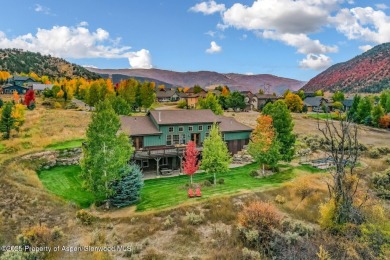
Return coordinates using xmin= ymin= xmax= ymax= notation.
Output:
xmin=80 ymin=100 xmax=134 ymax=207
xmin=315 ymin=90 xmax=324 ymax=96
xmin=379 ymin=115 xmax=390 ymax=128
xmin=262 ymin=100 xmax=295 ymax=161
xmin=117 ymin=78 xmax=140 ymax=110
xmin=198 ymin=92 xmax=223 ymax=115
xmin=183 ymin=141 xmax=200 ymax=184
xmin=13 ymin=91 xmax=20 ymax=103
xmin=248 ymin=115 xmax=280 ymax=174
xmin=284 ymin=93 xmax=303 ymax=112
xmin=201 ymin=123 xmax=231 ymax=186
xmin=11 ymin=104 xmax=25 ymax=133
xmin=24 ymin=89 xmax=36 ymax=110
xmin=0 ymin=102 xmax=15 ymax=139
xmin=371 ymin=104 xmax=385 ymax=127
xmin=221 ymin=86 xmax=230 ymax=97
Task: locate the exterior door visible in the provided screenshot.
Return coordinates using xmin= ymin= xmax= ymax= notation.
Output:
xmin=133 ymin=137 xmax=144 ymax=150
xmin=191 ymin=133 xmax=201 ymax=146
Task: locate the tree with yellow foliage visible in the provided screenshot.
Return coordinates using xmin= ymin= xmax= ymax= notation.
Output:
xmin=0 ymin=71 xmax=11 ymax=83
xmin=284 ymin=93 xmax=304 ymax=112
xmin=11 ymin=103 xmax=25 ymax=132
xmin=221 ymin=86 xmax=230 ymax=97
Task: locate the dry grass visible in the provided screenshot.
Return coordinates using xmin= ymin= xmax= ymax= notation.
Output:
xmin=0 ymin=97 xmax=90 ymax=164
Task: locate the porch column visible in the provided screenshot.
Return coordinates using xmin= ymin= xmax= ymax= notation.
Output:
xmin=178 ymin=155 xmax=183 ymax=174
xmin=154 ymin=157 xmax=162 ymax=176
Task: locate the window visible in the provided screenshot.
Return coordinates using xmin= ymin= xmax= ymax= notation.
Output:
xmin=173 ymin=134 xmax=180 ymax=145
xmin=166 ymin=135 xmax=172 ymax=145
xmin=198 ymin=125 xmax=203 ymax=131
xmin=142 ymin=160 xmax=149 ymax=168
xmin=178 ymin=126 xmax=184 ymax=132
xmin=207 ymin=125 xmax=212 ymax=131
xmin=180 ymin=134 xmax=186 ymax=144
xmin=205 ymin=132 xmax=209 ymax=138
xmin=222 ymin=134 xmax=225 ymax=141
xmin=168 ymin=126 xmax=174 ymax=133
xmin=188 ymin=126 xmax=193 ymax=132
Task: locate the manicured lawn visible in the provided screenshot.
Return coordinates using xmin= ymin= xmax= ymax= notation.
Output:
xmin=37 ymin=163 xmax=322 ymax=211
xmin=45 ymin=138 xmax=85 ymax=150
xmin=38 ymin=165 xmax=94 ymax=208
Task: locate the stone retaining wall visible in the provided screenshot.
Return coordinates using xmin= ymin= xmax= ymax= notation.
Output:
xmin=21 ymin=148 xmax=82 ymax=169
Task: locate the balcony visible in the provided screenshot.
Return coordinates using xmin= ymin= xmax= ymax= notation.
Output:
xmin=132 ymin=145 xmax=203 ymax=160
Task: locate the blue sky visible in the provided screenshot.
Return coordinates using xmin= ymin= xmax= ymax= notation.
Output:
xmin=0 ymin=0 xmax=389 ymax=81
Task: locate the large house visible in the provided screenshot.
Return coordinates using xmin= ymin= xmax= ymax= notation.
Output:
xmin=7 ymin=76 xmax=36 ymax=87
xmin=304 ymin=96 xmax=330 ymax=112
xmin=156 ymin=89 xmax=180 ymax=102
xmin=120 ymin=109 xmax=252 ymax=175
xmin=1 ymin=76 xmax=37 ymax=94
xmin=242 ymin=92 xmax=280 ymax=111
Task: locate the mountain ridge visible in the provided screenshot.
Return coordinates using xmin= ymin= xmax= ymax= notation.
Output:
xmin=86 ymin=67 xmax=305 ymax=94
xmin=302 ymin=42 xmax=390 ymax=93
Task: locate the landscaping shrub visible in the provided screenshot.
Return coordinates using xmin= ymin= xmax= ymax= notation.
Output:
xmin=250 ymin=170 xmax=258 ymax=177
xmin=371 ymin=169 xmax=390 ymax=199
xmin=177 ymin=99 xmax=187 ymax=109
xmin=202 ymin=180 xmax=212 ymax=187
xmin=217 ymin=178 xmax=225 ymax=185
xmin=184 ymin=211 xmax=205 ymax=225
xmin=377 ymin=147 xmax=390 ymax=155
xmin=369 ymin=148 xmax=381 ymax=159
xmin=274 ymin=195 xmax=286 ymax=204
xmin=53 ymin=102 xmax=62 ymax=109
xmin=76 ymin=209 xmax=94 ymax=225
xmin=242 ymin=247 xmax=262 ymax=260
xmin=163 ymin=215 xmax=174 ymax=229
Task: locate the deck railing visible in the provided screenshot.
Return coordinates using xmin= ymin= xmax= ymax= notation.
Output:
xmin=133 ymin=146 xmax=203 ymax=159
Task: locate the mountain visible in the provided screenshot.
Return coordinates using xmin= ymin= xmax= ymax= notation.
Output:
xmin=302 ymin=43 xmax=390 ymax=93
xmin=0 ymin=49 xmax=100 ymax=80
xmin=86 ymin=68 xmax=305 ymax=95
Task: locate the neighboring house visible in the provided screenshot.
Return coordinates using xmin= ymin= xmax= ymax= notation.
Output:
xmin=7 ymin=76 xmax=36 ymax=87
xmin=0 ymin=83 xmax=29 ymax=94
xmin=254 ymin=94 xmax=280 ymax=110
xmin=342 ymin=99 xmax=354 ymax=111
xmin=241 ymin=91 xmax=255 ymax=111
xmin=120 ymin=109 xmax=252 ymax=175
xmin=156 ymin=89 xmax=180 ymax=102
xmin=29 ymin=83 xmax=53 ymax=93
xmin=304 ymin=96 xmax=329 ymax=112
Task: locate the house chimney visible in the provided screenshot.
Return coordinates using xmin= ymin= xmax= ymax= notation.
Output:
xmin=158 ymin=111 xmax=161 ymax=122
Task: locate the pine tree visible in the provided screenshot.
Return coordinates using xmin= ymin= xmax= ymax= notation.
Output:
xmin=0 ymin=102 xmax=15 ymax=139
xmin=80 ymin=100 xmax=134 ymax=207
xmin=201 ymin=123 xmax=231 ymax=185
xmin=347 ymin=95 xmax=361 ymax=122
xmin=183 ymin=141 xmax=200 ymax=184
xmin=110 ymin=164 xmax=144 ymax=208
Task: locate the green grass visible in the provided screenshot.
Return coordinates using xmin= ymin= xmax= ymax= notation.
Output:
xmin=45 ymin=138 xmax=85 ymax=150
xmin=0 ymin=143 xmax=5 ymax=153
xmin=38 ymin=165 xmax=94 ymax=208
xmin=36 ymin=163 xmax=322 ymax=211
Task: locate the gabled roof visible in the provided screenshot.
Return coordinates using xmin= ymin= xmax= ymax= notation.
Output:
xmin=120 ymin=116 xmax=161 ymax=136
xmin=255 ymin=94 xmax=279 ymax=99
xmin=217 ymin=116 xmax=253 ymax=132
xmin=2 ymin=84 xmax=29 ymax=90
xmin=156 ymin=89 xmax=177 ymax=98
xmin=304 ymin=96 xmax=326 ymax=107
xmin=31 ymin=83 xmax=53 ymax=91
xmin=150 ymin=109 xmax=219 ymax=125
xmin=13 ymin=76 xmax=35 ymax=81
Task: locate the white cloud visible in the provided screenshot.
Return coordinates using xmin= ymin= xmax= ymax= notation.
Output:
xmin=359 ymin=45 xmax=373 ymax=52
xmin=260 ymin=31 xmax=338 ymax=54
xmin=221 ymin=0 xmax=341 ymax=34
xmin=128 ymin=49 xmax=153 ymax=69
xmin=78 ymin=21 xmax=89 ymax=27
xmin=34 ymin=4 xmax=52 ymax=15
xmin=331 ymin=7 xmax=390 ymax=44
xmin=376 ymin=3 xmax=389 ymax=10
xmin=206 ymin=41 xmax=222 ymax=53
xmin=82 ymin=65 xmax=98 ymax=69
xmin=0 ymin=24 xmax=153 ymax=69
xmin=299 ymin=53 xmax=332 ymax=70
xmin=190 ymin=1 xmax=226 ymax=15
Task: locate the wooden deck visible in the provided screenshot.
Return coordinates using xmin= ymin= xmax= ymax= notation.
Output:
xmin=133 ymin=146 xmax=203 ymax=159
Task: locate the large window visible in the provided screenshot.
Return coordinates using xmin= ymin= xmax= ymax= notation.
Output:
xmin=166 ymin=135 xmax=172 ymax=145
xmin=173 ymin=134 xmax=180 ymax=145
xmin=167 ymin=134 xmax=181 ymax=145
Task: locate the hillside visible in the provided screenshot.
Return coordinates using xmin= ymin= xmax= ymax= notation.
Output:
xmin=303 ymin=43 xmax=390 ymax=93
xmin=0 ymin=49 xmax=100 ymax=80
xmin=87 ymin=68 xmax=305 ymax=94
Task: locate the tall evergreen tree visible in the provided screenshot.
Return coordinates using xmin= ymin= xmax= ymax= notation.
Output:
xmin=347 ymin=95 xmax=361 ymax=122
xmin=110 ymin=164 xmax=143 ymax=208
xmin=0 ymin=102 xmax=15 ymax=139
xmin=201 ymin=123 xmax=231 ymax=186
xmin=80 ymin=100 xmax=134 ymax=207
xmin=262 ymin=100 xmax=295 ymax=161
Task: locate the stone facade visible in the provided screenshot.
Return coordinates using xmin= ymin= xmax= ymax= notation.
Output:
xmin=21 ymin=148 xmax=82 ymax=169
